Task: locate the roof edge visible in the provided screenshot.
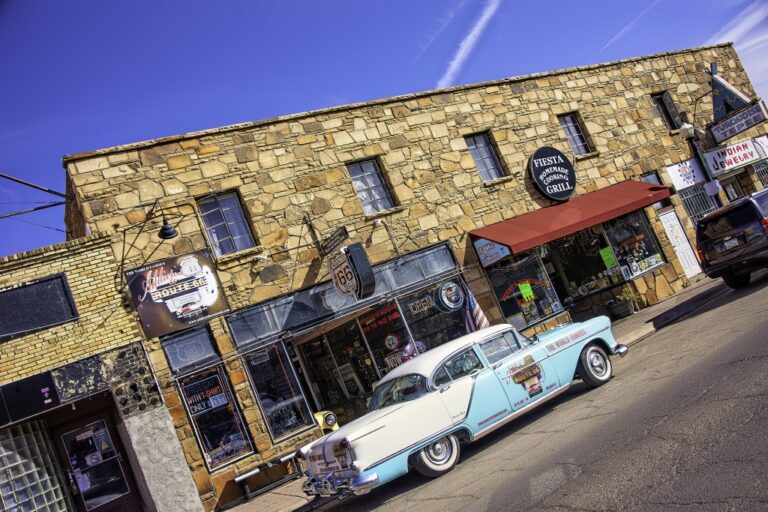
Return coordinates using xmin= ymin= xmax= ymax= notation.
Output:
xmin=62 ymin=43 xmax=734 ymax=165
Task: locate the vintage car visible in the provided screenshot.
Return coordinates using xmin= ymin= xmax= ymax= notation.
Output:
xmin=297 ymin=317 xmax=627 ymax=497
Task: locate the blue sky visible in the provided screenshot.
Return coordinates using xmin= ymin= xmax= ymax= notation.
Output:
xmin=1 ymin=0 xmax=767 ymax=257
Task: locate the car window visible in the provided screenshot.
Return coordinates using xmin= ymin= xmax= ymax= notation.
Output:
xmin=755 ymin=191 xmax=768 ymax=214
xmin=698 ymin=204 xmax=759 ymax=241
xmin=442 ymin=349 xmax=484 ymax=380
xmin=368 ymin=374 xmax=428 ymax=411
xmin=433 ymin=367 xmax=451 ymax=387
xmin=479 ymin=334 xmax=520 ymax=364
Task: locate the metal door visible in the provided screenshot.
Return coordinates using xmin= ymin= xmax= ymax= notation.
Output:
xmin=53 ymin=415 xmax=141 ymax=512
xmin=660 ymin=210 xmax=701 ymax=279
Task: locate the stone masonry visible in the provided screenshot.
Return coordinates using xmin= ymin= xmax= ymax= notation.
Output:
xmin=59 ymin=43 xmax=767 ymax=509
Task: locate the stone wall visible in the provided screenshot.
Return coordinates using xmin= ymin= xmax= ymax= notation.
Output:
xmin=0 ymin=235 xmax=141 ymax=384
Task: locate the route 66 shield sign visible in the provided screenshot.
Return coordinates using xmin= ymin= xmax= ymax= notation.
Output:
xmin=328 ymin=250 xmax=358 ymax=296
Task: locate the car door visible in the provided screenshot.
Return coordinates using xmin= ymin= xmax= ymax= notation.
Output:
xmin=482 ymin=330 xmax=561 ymax=411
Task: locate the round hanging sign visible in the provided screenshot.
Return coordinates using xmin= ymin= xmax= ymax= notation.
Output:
xmin=434 ymin=281 xmax=466 ymax=312
xmin=528 ymin=146 xmax=577 ymax=202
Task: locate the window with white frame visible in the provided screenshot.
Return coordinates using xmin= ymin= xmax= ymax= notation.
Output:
xmin=197 ymin=192 xmax=256 ymax=257
xmin=465 ymin=133 xmax=505 ymax=182
xmin=346 ymin=159 xmax=395 ymax=215
xmin=558 ymin=113 xmax=592 ymax=156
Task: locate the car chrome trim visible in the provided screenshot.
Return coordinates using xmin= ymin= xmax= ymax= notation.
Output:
xmin=301 ymin=472 xmax=379 ymax=497
xmin=612 ymin=344 xmax=629 ymax=357
xmin=473 ymin=384 xmax=571 ymax=440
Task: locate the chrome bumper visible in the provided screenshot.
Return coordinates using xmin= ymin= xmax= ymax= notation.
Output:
xmin=301 ymin=472 xmax=379 ymax=497
xmin=612 ymin=344 xmax=629 ymax=357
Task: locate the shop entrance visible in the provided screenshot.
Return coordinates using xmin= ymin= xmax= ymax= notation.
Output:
xmin=52 ymin=412 xmax=141 ymax=512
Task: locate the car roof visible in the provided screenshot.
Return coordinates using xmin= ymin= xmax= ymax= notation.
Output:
xmin=697 ymin=189 xmax=766 ymax=224
xmin=377 ymin=324 xmax=513 ymax=385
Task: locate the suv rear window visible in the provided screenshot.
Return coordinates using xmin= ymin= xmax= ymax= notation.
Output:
xmin=698 ymin=203 xmax=759 ymax=242
xmin=754 ymin=191 xmax=768 ymax=214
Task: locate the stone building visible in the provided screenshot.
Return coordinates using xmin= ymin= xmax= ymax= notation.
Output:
xmin=3 ymin=42 xmax=767 ymax=511
xmin=0 ymin=234 xmax=201 ymax=511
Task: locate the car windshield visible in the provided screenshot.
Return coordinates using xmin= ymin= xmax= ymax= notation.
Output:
xmin=368 ymin=374 xmax=428 ymax=412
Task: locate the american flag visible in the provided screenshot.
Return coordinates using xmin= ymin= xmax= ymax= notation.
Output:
xmin=464 ymin=285 xmax=490 ymax=333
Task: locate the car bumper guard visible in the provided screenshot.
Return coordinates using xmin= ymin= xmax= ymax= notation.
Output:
xmin=301 ymin=472 xmax=379 ymax=497
xmin=612 ymin=344 xmax=629 ymax=357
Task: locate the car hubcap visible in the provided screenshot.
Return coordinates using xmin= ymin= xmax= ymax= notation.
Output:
xmin=588 ymin=350 xmax=608 ymax=377
xmin=425 ymin=438 xmax=452 ymax=465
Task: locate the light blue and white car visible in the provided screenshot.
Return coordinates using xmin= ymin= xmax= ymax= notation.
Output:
xmin=298 ymin=317 xmax=627 ymax=497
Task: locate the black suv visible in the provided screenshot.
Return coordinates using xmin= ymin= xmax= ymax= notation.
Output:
xmin=696 ymin=189 xmax=768 ymax=288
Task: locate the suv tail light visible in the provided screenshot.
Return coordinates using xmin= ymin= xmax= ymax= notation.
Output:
xmin=761 ymin=216 xmax=768 ymax=236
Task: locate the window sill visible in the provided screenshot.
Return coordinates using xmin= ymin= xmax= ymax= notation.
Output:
xmin=482 ymin=175 xmax=516 ymax=188
xmin=364 ymin=206 xmax=405 ymax=221
xmin=215 ymin=245 xmax=267 ymax=268
xmin=574 ymin=151 xmax=600 ymax=161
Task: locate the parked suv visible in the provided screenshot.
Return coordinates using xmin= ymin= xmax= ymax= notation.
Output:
xmin=696 ymin=189 xmax=768 ymax=288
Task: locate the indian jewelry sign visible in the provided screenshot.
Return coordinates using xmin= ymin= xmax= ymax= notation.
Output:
xmin=704 ymin=139 xmax=761 ymax=177
xmin=125 ymin=249 xmax=229 ymax=338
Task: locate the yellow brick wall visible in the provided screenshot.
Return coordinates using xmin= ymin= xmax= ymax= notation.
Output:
xmin=0 ymin=234 xmax=142 ymax=385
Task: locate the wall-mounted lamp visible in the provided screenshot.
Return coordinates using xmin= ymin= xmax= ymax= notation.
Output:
xmin=157 ymin=214 xmax=179 ymax=240
xmin=679 ymin=122 xmax=696 ymax=141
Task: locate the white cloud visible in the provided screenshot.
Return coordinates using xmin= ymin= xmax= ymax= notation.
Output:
xmin=414 ymin=0 xmax=471 ymax=63
xmin=436 ymin=0 xmax=500 ymax=89
xmin=706 ymin=0 xmax=768 ymax=44
xmin=601 ymin=0 xmax=662 ymax=52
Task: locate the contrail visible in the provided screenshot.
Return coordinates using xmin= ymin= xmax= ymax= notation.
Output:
xmin=436 ymin=0 xmax=500 ymax=89
xmin=601 ymin=0 xmax=661 ymax=52
xmin=706 ymin=0 xmax=768 ymax=45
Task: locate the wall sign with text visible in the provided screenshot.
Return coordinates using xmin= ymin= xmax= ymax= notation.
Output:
xmin=703 ymin=139 xmax=761 ymax=177
xmin=125 ymin=250 xmax=229 ymax=339
xmin=529 ymin=147 xmax=577 ymax=202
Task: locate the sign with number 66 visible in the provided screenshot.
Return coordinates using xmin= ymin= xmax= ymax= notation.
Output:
xmin=328 ymin=250 xmax=359 ymax=296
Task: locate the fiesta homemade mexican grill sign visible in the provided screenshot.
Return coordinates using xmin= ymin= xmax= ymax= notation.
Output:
xmin=529 ymin=147 xmax=576 ymax=201
xmin=125 ymin=250 xmax=230 ymax=338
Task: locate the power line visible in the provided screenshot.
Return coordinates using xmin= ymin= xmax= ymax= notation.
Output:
xmin=3 ymin=217 xmax=66 ymax=233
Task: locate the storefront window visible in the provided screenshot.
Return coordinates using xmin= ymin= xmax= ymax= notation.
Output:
xmin=399 ymin=279 xmax=469 ymax=351
xmin=179 ymin=367 xmax=252 ymax=469
xmin=358 ymin=302 xmax=411 ymax=374
xmin=488 ymin=253 xmax=563 ymax=330
xmin=244 ymin=343 xmax=313 ymax=440
xmin=297 ymin=338 xmax=348 ymax=409
xmin=603 ymin=211 xmax=665 ymax=279
xmin=548 ymin=228 xmax=623 ymax=298
xmin=325 ymin=321 xmax=379 ymax=396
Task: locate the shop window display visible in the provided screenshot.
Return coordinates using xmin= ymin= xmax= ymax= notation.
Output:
xmin=548 ymin=228 xmax=623 ymax=299
xmin=179 ymin=367 xmax=253 ymax=469
xmin=399 ymin=280 xmax=469 ymax=352
xmin=244 ymin=343 xmax=314 ymax=440
xmin=487 ymin=253 xmax=563 ymax=330
xmin=358 ymin=302 xmax=412 ymax=374
xmin=603 ymin=212 xmax=665 ymax=279
xmin=297 ymin=338 xmax=348 ymax=409
xmin=325 ymin=321 xmax=380 ymax=397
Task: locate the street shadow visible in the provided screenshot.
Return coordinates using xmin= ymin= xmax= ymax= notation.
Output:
xmin=305 ymin=383 xmax=593 ymax=512
xmin=648 ymin=270 xmax=768 ymax=330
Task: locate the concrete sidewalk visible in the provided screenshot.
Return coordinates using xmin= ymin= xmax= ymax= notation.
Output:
xmin=227 ymin=275 xmax=729 ymax=512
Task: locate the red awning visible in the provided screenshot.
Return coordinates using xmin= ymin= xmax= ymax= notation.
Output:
xmin=469 ymin=180 xmax=673 ymax=254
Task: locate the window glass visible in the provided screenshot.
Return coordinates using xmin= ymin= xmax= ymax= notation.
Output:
xmin=297 ymin=338 xmax=348 ymax=409
xmin=358 ymin=302 xmax=411 ymax=374
xmin=367 ymin=374 xmax=427 ymax=411
xmin=679 ymin=183 xmax=720 ymax=223
xmin=443 ymin=349 xmax=483 ymax=380
xmin=198 ymin=193 xmax=256 ymax=257
xmin=697 ymin=204 xmax=760 ymax=241
xmin=399 ymin=279 xmax=469 ymax=352
xmin=548 ymin=229 xmax=623 ymax=299
xmin=179 ymin=367 xmax=252 ymax=469
xmin=488 ymin=253 xmax=564 ymax=330
xmin=162 ymin=327 xmax=220 ymax=375
xmin=754 ymin=189 xmax=768 ymax=212
xmin=244 ymin=343 xmax=313 ymax=440
xmin=557 ymin=113 xmax=592 ymax=155
xmin=433 ymin=367 xmax=452 ymax=387
xmin=603 ymin=211 xmax=665 ymax=278
xmin=466 ymin=133 xmax=505 ymax=182
xmin=640 ymin=173 xmax=672 ymax=209
xmin=347 ymin=160 xmax=395 ymax=215
xmin=652 ymin=92 xmax=682 ymax=130
xmin=227 ymin=304 xmax=277 ymax=348
xmin=325 ymin=321 xmax=379 ymax=396
xmin=0 ymin=274 xmax=78 ymax=343
xmin=480 ymin=334 xmax=520 ymax=365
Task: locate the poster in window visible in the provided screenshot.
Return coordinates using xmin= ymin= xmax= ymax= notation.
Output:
xmin=125 ymin=250 xmax=230 ymax=338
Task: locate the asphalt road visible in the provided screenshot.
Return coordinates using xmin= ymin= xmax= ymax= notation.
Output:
xmin=333 ymin=274 xmax=768 ymax=512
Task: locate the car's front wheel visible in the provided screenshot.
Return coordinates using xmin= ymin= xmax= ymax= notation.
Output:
xmin=722 ymin=272 xmax=750 ymax=289
xmin=578 ymin=343 xmax=612 ymax=387
xmin=412 ymin=433 xmax=460 ymax=477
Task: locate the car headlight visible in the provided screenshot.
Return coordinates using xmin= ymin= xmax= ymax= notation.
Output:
xmin=324 ymin=412 xmax=337 ymax=427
